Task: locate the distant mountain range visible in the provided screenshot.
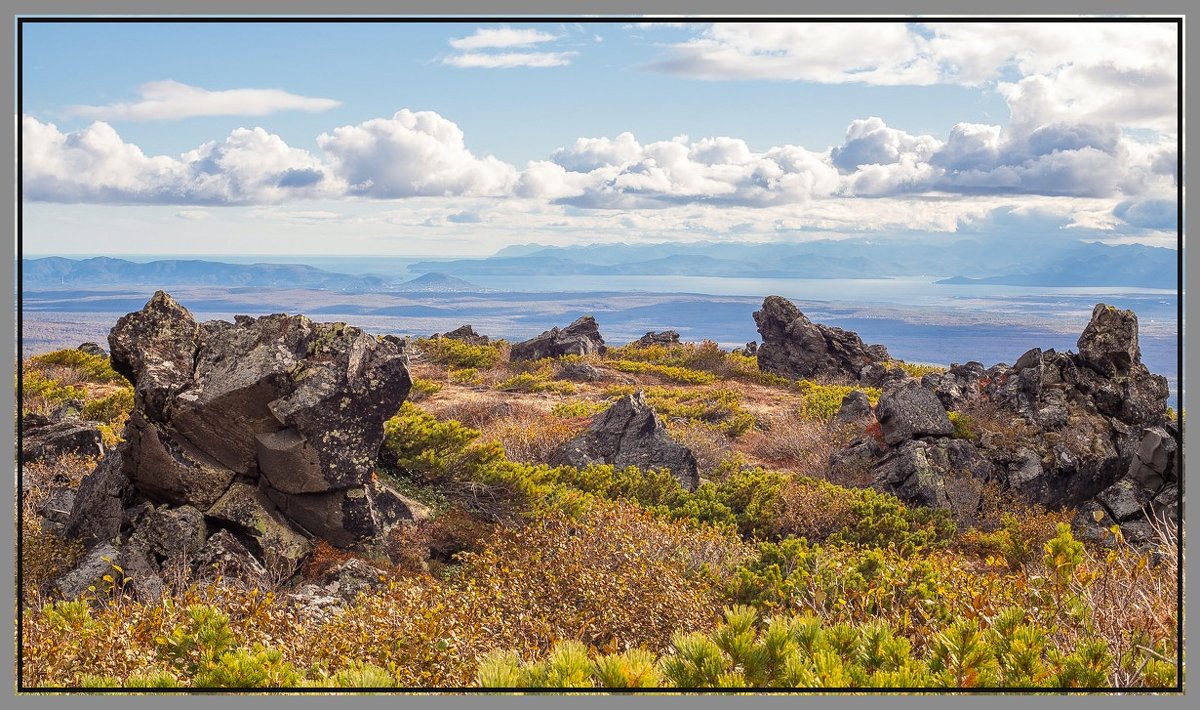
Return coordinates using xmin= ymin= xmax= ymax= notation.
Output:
xmin=416 ymin=238 xmax=1177 ymax=288
xmin=21 ymin=257 xmax=486 ymax=293
xmin=21 ymin=235 xmax=1178 ymax=292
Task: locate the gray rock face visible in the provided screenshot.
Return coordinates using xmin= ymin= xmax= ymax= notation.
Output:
xmin=56 ymin=543 xmax=120 ymax=599
xmin=875 ymin=381 xmax=954 ymax=445
xmin=431 ymin=325 xmax=490 ymax=345
xmin=21 ymin=414 xmax=105 ymax=462
xmin=633 ymin=331 xmax=681 ymax=348
xmin=549 ymin=391 xmax=699 ymax=490
xmin=558 ymin=361 xmax=605 ymax=382
xmin=872 ymin=438 xmax=997 ymax=520
xmin=835 ymin=390 xmax=873 ymax=422
xmin=753 ymin=296 xmax=889 ymax=383
xmin=823 ymin=300 xmax=1176 ymax=545
xmin=63 ymin=290 xmax=418 ymax=589
xmin=191 ymin=530 xmax=268 ymax=585
xmin=78 ymin=342 xmax=108 ymax=358
xmin=511 ymin=316 xmax=607 ymax=361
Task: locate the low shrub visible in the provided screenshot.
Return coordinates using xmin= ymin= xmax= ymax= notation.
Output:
xmin=794 ymin=380 xmax=881 ymax=421
xmin=417 ymin=337 xmax=505 ymax=369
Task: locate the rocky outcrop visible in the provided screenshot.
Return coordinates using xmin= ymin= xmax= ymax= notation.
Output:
xmin=78 ymin=342 xmax=108 ymax=358
xmin=511 ymin=316 xmax=607 ymax=361
xmin=835 ymin=390 xmax=873 ymax=422
xmin=826 ymin=302 xmax=1176 ymax=545
xmin=431 ymin=325 xmax=490 ymax=345
xmin=558 ymin=361 xmax=605 ymax=382
xmin=753 ymin=296 xmax=891 ymax=384
xmin=875 ymin=381 xmax=954 ymax=445
xmin=633 ymin=331 xmax=681 ymax=348
xmin=21 ymin=414 xmax=105 ymax=462
xmin=61 ymin=291 xmax=425 ymax=595
xmin=549 ymin=391 xmax=699 ymax=490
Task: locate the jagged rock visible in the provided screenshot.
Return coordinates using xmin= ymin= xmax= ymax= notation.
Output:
xmin=872 ymin=438 xmax=997 ymax=520
xmin=50 ymin=399 xmax=86 ymax=420
xmin=754 ymin=296 xmax=889 ymax=383
xmin=313 ymin=558 xmax=389 ymax=604
xmin=192 ymin=530 xmax=268 ymax=585
xmin=117 ymin=544 xmax=165 ymax=602
xmin=21 ymin=414 xmax=104 ymax=462
xmin=1095 ymin=478 xmax=1155 ymax=523
xmin=920 ymin=361 xmax=986 ymax=411
xmin=1127 ymin=426 xmax=1177 ymax=490
xmin=381 ymin=334 xmax=408 ymax=354
xmin=1077 ymin=304 xmax=1140 ymax=378
xmin=65 ymin=291 xmax=414 ymax=583
xmin=128 ymin=505 xmax=207 ymax=561
xmin=558 ymin=361 xmax=604 ymax=382
xmin=874 ymin=381 xmax=954 ymax=445
xmin=633 ymin=330 xmax=681 ymax=347
xmin=431 ymin=325 xmax=490 ymax=345
xmin=64 ymin=449 xmax=138 ymax=546
xmin=38 ymin=487 xmax=76 ymax=533
xmin=835 ymin=390 xmax=873 ymax=422
xmin=55 ymin=542 xmax=120 ymax=599
xmin=549 ymin=391 xmax=699 ymax=490
xmin=78 ymin=342 xmax=108 ymax=358
xmin=108 ymin=291 xmax=203 ymax=421
xmin=207 ymin=482 xmax=313 ymax=578
xmin=732 ymin=341 xmax=759 ymax=357
xmin=510 ymin=316 xmax=606 ymax=360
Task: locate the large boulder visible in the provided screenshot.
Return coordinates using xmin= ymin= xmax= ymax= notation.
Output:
xmin=874 ymin=381 xmax=954 ymax=445
xmin=511 ymin=316 xmax=606 ymax=361
xmin=872 ymin=438 xmax=997 ymax=521
xmin=753 ymin=296 xmax=889 ymax=382
xmin=549 ymin=391 xmax=699 ymax=490
xmin=632 ymin=331 xmax=681 ymax=348
xmin=431 ymin=325 xmax=490 ymax=345
xmin=64 ymin=291 xmax=418 ymax=587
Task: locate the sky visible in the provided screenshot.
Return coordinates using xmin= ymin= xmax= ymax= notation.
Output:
xmin=19 ymin=19 xmax=1180 ymax=257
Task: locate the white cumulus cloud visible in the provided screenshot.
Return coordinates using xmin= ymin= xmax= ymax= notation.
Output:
xmin=449 ymin=27 xmax=558 ymax=50
xmin=67 ymin=80 xmax=341 ymax=121
xmin=316 ymin=109 xmax=517 ymax=198
xmin=442 ymin=51 xmax=577 ymax=69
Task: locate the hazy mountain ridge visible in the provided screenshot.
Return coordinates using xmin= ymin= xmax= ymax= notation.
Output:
xmin=425 ymin=238 xmax=1177 ymax=287
xmin=21 ymin=257 xmax=485 ymax=293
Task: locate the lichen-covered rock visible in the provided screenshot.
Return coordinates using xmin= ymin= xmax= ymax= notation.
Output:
xmin=77 ymin=342 xmax=108 ymax=358
xmin=875 ymin=381 xmax=954 ymax=445
xmin=431 ymin=324 xmax=490 ymax=345
xmin=55 ymin=542 xmax=120 ymax=599
xmin=207 ymin=482 xmax=313 ymax=577
xmin=21 ymin=414 xmax=105 ymax=462
xmin=191 ymin=530 xmax=268 ymax=585
xmin=1077 ymin=303 xmax=1141 ymax=378
xmin=835 ymin=390 xmax=873 ymax=422
xmin=66 ymin=291 xmax=414 ymax=582
xmin=558 ymin=361 xmax=605 ymax=382
xmin=633 ymin=330 xmax=681 ymax=347
xmin=549 ymin=391 xmax=699 ymax=490
xmin=511 ymin=315 xmax=606 ymax=360
xmin=871 ymin=438 xmax=996 ymax=521
xmin=754 ymin=295 xmax=889 ymax=382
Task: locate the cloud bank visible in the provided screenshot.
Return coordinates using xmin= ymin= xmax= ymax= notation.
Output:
xmin=67 ymin=80 xmax=341 ymax=121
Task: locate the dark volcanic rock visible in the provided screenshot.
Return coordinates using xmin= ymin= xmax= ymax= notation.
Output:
xmin=1077 ymin=304 xmax=1140 ymax=378
xmin=633 ymin=331 xmax=681 ymax=347
xmin=921 ymin=361 xmax=986 ymax=411
xmin=753 ymin=295 xmax=889 ymax=383
xmin=65 ymin=290 xmax=415 ymax=586
xmin=875 ymin=381 xmax=954 ymax=445
xmin=21 ymin=414 xmax=105 ymax=462
xmin=192 ymin=530 xmax=268 ymax=585
xmin=549 ymin=391 xmax=699 ymax=490
xmin=431 ymin=325 xmax=490 ymax=345
xmin=511 ymin=316 xmax=607 ymax=361
xmin=56 ymin=542 xmax=120 ymax=599
xmin=835 ymin=390 xmax=873 ymax=422
xmin=872 ymin=438 xmax=997 ymax=520
xmin=78 ymin=342 xmax=108 ymax=358
xmin=558 ymin=361 xmax=605 ymax=382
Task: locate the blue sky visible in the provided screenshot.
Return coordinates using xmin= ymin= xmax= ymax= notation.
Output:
xmin=20 ymin=20 xmax=1179 ymax=256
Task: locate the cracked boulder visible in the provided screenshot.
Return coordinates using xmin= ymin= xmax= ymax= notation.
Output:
xmin=511 ymin=315 xmax=607 ymax=360
xmin=63 ymin=290 xmax=415 ymax=588
xmin=549 ymin=391 xmax=699 ymax=490
xmin=753 ymin=295 xmax=890 ymax=383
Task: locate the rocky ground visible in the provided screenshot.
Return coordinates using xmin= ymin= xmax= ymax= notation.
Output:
xmin=17 ymin=291 xmax=1181 ymax=689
